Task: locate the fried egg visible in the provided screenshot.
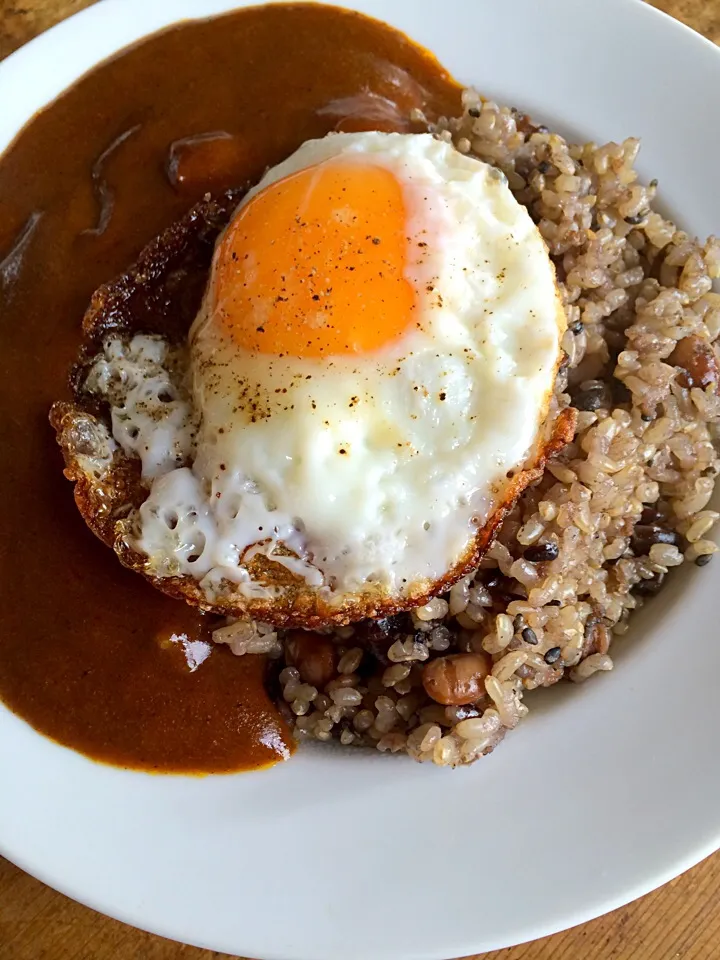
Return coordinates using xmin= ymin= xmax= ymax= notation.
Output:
xmin=84 ymin=131 xmax=567 ymax=624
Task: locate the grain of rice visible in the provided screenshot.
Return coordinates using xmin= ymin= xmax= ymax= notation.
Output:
xmin=377 ymin=732 xmax=407 ymax=753
xmin=455 ymin=607 xmax=486 ymax=630
xmin=279 ymin=666 xmax=299 ymax=686
xmin=326 ymin=674 xmax=358 ymax=690
xmin=433 ymin=735 xmax=460 ymax=766
xmin=393 ymin=677 xmax=414 ymax=696
xmin=685 ymin=539 xmax=719 ymax=562
xmin=685 ymin=513 xmax=718 ymax=543
xmin=388 ymin=637 xmax=429 ymax=662
xmin=382 ymin=664 xmax=411 ymax=687
xmin=448 ymin=577 xmax=471 ymax=614
xmin=570 ymin=653 xmax=614 ymax=682
xmin=353 ymin=710 xmax=374 ymax=733
xmin=330 ymin=688 xmax=362 ymax=707
xmin=415 ymin=597 xmax=449 ymax=621
xmin=492 ymin=650 xmax=529 ymax=681
xmin=517 ymin=518 xmax=545 ymax=545
xmin=396 ymin=692 xmax=422 ymax=721
xmin=538 ymin=500 xmax=558 ymax=522
xmin=455 ymin=710 xmax=502 ymax=741
xmin=429 ymin=625 xmax=452 ymax=651
xmin=418 ymin=703 xmax=449 ymax=726
xmin=337 ymin=647 xmax=363 ymax=674
xmin=648 ymin=543 xmax=684 ymax=567
xmin=293 ymin=683 xmax=317 ymax=703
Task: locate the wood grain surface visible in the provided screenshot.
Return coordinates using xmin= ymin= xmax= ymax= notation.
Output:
xmin=1 ymin=1 xmax=719 ymax=958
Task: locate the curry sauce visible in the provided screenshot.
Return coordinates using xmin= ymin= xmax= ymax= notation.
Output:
xmin=0 ymin=2 xmax=461 ymax=773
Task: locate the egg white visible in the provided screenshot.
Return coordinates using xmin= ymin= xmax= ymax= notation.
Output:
xmin=87 ymin=132 xmax=565 ymax=609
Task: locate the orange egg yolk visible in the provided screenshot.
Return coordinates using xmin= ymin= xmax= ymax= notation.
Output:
xmin=212 ymin=158 xmax=417 ymax=357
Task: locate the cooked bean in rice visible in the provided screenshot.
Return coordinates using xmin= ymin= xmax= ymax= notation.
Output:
xmin=215 ymin=92 xmax=720 ymax=766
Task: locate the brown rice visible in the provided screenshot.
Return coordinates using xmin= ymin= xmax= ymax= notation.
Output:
xmin=215 ymin=92 xmax=720 ymax=765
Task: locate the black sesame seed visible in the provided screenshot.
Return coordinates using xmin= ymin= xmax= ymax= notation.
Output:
xmin=641 ymin=413 xmax=654 ymax=422
xmin=631 ymin=524 xmax=679 ymax=556
xmin=513 ymin=614 xmax=525 ymax=632
xmin=524 ymin=542 xmax=559 ymax=563
xmin=570 ymin=320 xmax=584 ymax=335
xmin=537 ymin=160 xmax=551 ymax=174
xmin=482 ymin=570 xmax=503 ymax=589
xmin=547 ymin=599 xmax=562 ymax=607
xmin=695 ymin=553 xmax=713 ymax=567
xmin=611 ymin=377 xmax=633 ymax=405
xmin=536 ymin=124 xmax=549 ymax=134
xmin=544 ymin=646 xmax=561 ymax=664
xmin=625 ymin=211 xmax=649 ymax=225
xmin=522 ymin=626 xmax=538 ymax=645
xmin=635 ymin=571 xmax=665 ymax=596
xmin=572 ymin=383 xmax=608 ymax=412
xmin=468 ymin=107 xmax=481 ymax=118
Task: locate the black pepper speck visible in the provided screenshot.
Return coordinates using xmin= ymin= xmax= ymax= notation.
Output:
xmin=524 ymin=542 xmax=559 ymax=563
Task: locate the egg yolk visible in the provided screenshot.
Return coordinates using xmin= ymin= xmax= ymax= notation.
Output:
xmin=212 ymin=158 xmax=416 ymax=357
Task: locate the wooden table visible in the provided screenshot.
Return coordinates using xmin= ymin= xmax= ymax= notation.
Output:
xmin=1 ymin=1 xmax=719 ymax=957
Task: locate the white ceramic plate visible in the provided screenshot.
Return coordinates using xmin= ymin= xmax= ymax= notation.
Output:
xmin=1 ymin=1 xmax=719 ymax=957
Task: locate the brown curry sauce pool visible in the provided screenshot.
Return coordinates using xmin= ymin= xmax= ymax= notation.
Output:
xmin=0 ymin=3 xmax=461 ymax=773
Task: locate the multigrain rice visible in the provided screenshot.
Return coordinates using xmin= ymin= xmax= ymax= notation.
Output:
xmin=227 ymin=93 xmax=720 ymax=765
